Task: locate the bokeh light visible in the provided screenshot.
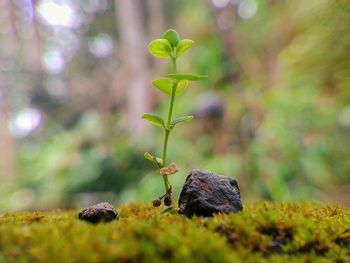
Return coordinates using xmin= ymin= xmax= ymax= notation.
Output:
xmin=238 ymin=0 xmax=257 ymax=19
xmin=9 ymin=108 xmax=42 ymax=138
xmin=37 ymin=0 xmax=77 ymax=28
xmin=88 ymin=33 xmax=115 ymax=58
xmin=42 ymin=50 xmax=65 ymax=74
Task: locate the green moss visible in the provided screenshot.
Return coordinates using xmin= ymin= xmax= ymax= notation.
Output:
xmin=0 ymin=202 xmax=349 ymax=262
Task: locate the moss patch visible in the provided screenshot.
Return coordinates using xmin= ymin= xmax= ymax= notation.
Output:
xmin=0 ymin=202 xmax=349 ymax=262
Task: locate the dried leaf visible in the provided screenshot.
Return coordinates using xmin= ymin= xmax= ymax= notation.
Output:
xmin=160 ymin=163 xmax=179 ymax=176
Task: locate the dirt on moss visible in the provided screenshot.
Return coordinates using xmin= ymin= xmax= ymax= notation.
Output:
xmin=0 ymin=202 xmax=349 ymax=263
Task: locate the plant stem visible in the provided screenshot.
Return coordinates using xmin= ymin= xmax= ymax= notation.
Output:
xmin=162 ymin=130 xmax=170 ymax=190
xmin=161 ymin=56 xmax=177 ymax=193
xmin=171 ymin=57 xmax=177 ymax=72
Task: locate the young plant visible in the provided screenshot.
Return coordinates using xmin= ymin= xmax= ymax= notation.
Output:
xmin=142 ymin=29 xmax=207 ymax=207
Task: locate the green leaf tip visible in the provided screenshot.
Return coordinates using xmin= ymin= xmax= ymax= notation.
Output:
xmin=175 ymin=80 xmax=188 ymax=96
xmin=165 ymin=73 xmax=208 ymax=81
xmin=162 ymin=29 xmax=180 ymax=48
xmin=176 ymin=39 xmax=194 ymax=57
xmin=171 ymin=116 xmax=193 ymax=128
xmin=148 ymin=39 xmax=172 ymax=58
xmin=141 ymin=114 xmax=165 ymax=127
xmin=144 ymin=152 xmax=154 ymax=161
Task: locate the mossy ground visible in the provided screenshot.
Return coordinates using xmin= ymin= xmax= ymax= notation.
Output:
xmin=0 ymin=202 xmax=349 ymax=263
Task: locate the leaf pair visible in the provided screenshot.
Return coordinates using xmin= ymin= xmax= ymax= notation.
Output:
xmin=148 ymin=29 xmax=194 ymax=59
xmin=142 ymin=114 xmax=193 ymax=129
xmin=152 ymin=74 xmax=207 ymax=96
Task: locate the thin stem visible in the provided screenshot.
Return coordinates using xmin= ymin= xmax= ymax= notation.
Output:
xmin=161 ymin=56 xmax=177 ymax=193
xmin=171 ymin=57 xmax=177 ymax=72
xmin=167 ymin=82 xmax=177 ymax=125
xmin=161 ymin=130 xmax=170 ymax=190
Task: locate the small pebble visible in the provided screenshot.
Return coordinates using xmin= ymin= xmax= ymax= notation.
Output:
xmin=78 ymin=202 xmax=119 ymax=223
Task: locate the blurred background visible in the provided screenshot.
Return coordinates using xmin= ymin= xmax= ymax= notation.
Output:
xmin=0 ymin=0 xmax=349 ymax=211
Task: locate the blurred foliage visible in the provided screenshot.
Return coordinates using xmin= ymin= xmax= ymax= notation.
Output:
xmin=0 ymin=202 xmax=349 ymax=262
xmin=1 ymin=0 xmax=350 ymax=210
xmin=13 ymin=112 xmax=152 ymax=209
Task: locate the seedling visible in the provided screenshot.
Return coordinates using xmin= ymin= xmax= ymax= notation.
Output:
xmin=142 ymin=29 xmax=207 ymax=207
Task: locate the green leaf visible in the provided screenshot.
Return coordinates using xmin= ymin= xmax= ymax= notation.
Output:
xmin=152 ymin=78 xmax=173 ymax=95
xmin=166 ymin=73 xmax=208 ymax=81
xmin=162 ymin=29 xmax=180 ymax=48
xmin=142 ymin=114 xmax=165 ymax=127
xmin=152 ymin=78 xmax=188 ymax=96
xmin=171 ymin=116 xmax=193 ymax=127
xmin=144 ymin=152 xmax=155 ymax=162
xmin=148 ymin=39 xmax=172 ymax=58
xmin=175 ymin=80 xmax=188 ymax=96
xmin=144 ymin=152 xmax=162 ymax=166
xmin=176 ymin=39 xmax=194 ymax=57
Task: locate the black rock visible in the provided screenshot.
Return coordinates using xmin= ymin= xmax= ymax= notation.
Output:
xmin=178 ymin=170 xmax=243 ymax=217
xmin=78 ymin=202 xmax=119 ymax=223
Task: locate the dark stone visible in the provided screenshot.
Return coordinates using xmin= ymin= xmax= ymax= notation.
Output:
xmin=178 ymin=170 xmax=243 ymax=217
xmin=78 ymin=202 xmax=119 ymax=223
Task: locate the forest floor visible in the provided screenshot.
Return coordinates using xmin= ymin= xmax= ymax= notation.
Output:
xmin=0 ymin=202 xmax=349 ymax=263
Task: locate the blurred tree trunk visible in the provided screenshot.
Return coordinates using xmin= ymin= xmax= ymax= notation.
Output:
xmin=146 ymin=0 xmax=165 ymax=74
xmin=26 ymin=0 xmax=42 ymax=73
xmin=0 ymin=0 xmax=18 ymax=182
xmin=146 ymin=0 xmax=164 ymax=38
xmin=0 ymin=87 xmax=16 ymax=182
xmin=115 ymin=0 xmax=151 ymax=137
